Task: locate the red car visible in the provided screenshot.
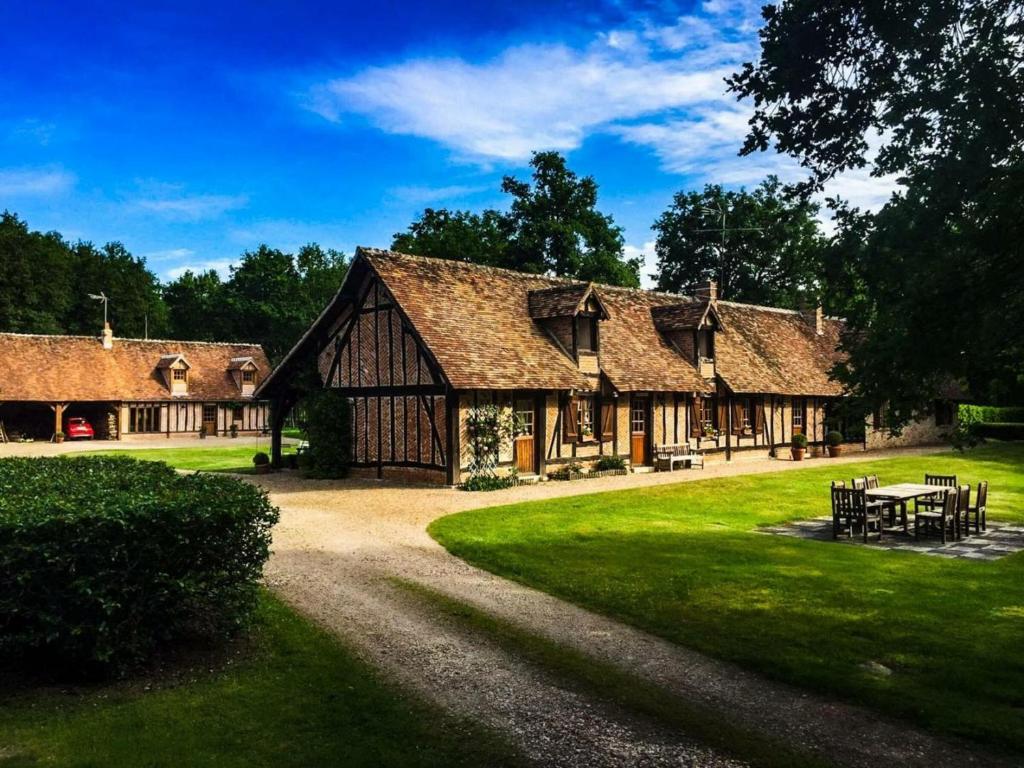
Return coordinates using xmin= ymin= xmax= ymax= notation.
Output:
xmin=65 ymin=417 xmax=95 ymax=440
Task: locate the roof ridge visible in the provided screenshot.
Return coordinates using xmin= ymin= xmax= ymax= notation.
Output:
xmin=0 ymin=331 xmax=263 ymax=347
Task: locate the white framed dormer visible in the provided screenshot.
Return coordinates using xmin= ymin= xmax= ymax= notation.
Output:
xmin=228 ymin=357 xmax=260 ymax=396
xmin=156 ymin=354 xmax=192 ymax=397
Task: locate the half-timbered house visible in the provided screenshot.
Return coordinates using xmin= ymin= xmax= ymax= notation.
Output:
xmin=258 ymin=248 xmax=954 ymax=483
xmin=0 ymin=329 xmax=270 ymax=440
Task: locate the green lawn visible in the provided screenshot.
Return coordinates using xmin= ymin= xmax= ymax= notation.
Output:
xmin=0 ymin=593 xmax=519 ymax=768
xmin=83 ymin=444 xmax=294 ymax=474
xmin=430 ymin=443 xmax=1024 ymax=753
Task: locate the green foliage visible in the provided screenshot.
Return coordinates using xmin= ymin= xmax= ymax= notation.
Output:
xmin=791 ymin=433 xmax=808 ymax=449
xmin=729 ymin=0 xmax=1024 ymax=420
xmin=976 ymin=422 xmax=1024 ymax=441
xmin=301 ymin=389 xmax=352 ymax=478
xmin=460 ymin=474 xmax=517 ymax=492
xmin=0 ymin=456 xmax=278 ymax=676
xmin=652 ymin=176 xmax=826 ymax=308
xmin=392 ymin=152 xmax=640 ymax=287
xmin=960 ymin=405 xmax=1024 ymax=425
xmin=0 ymin=593 xmax=521 ymax=768
xmin=825 ymin=430 xmax=843 ymax=446
xmin=430 ymin=444 xmax=1024 ymax=752
xmin=594 ymin=455 xmax=626 ymax=471
xmin=548 ymin=460 xmax=584 ymax=480
xmin=252 ymin=451 xmax=270 ymax=466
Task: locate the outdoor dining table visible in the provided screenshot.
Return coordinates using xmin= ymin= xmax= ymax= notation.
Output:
xmin=865 ymin=483 xmax=952 ymax=533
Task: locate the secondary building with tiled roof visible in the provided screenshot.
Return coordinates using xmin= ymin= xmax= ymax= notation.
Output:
xmin=0 ymin=328 xmax=270 ymax=442
xmin=259 ymin=247 xmax=955 ymax=483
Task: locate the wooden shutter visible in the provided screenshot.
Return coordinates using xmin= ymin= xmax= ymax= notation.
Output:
xmin=599 ymin=400 xmax=614 ymax=441
xmin=732 ymin=399 xmax=745 ymax=435
xmin=716 ymin=398 xmax=727 ymax=433
xmin=562 ymin=397 xmax=577 ymax=443
xmin=689 ymin=396 xmax=702 ymax=438
xmin=755 ymin=399 xmax=765 ymax=435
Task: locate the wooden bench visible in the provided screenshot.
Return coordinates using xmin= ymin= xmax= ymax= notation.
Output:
xmin=653 ymin=443 xmax=704 ymax=471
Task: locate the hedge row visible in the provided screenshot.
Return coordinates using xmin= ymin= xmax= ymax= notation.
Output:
xmin=959 ymin=405 xmax=1024 ymax=424
xmin=0 ymin=456 xmax=278 ymax=676
xmin=975 ymin=422 xmax=1024 ymax=440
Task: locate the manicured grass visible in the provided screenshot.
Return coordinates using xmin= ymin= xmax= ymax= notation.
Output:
xmin=282 ymin=427 xmax=306 ymax=440
xmin=84 ymin=444 xmax=293 ymax=474
xmin=430 ymin=444 xmax=1024 ymax=753
xmin=0 ymin=592 xmax=520 ymax=768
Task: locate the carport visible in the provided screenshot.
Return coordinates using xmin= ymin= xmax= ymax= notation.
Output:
xmin=0 ymin=401 xmax=117 ymax=442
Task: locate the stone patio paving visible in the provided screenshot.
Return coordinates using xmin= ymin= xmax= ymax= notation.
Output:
xmin=759 ymin=518 xmax=1024 ymax=560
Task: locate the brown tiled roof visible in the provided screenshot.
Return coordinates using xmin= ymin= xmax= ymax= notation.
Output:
xmin=362 ymin=250 xmax=590 ymax=391
xmin=713 ymin=302 xmax=845 ymax=396
xmin=0 ymin=333 xmax=270 ymax=402
xmin=596 ymin=289 xmax=709 ymax=393
xmin=528 ymin=283 xmax=608 ymax=320
xmin=267 ymin=247 xmax=847 ymax=398
xmin=650 ymin=300 xmax=722 ymax=332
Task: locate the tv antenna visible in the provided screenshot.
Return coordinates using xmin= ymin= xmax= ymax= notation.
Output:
xmin=694 ymin=203 xmax=766 ymax=291
xmin=88 ymin=292 xmax=110 ymax=325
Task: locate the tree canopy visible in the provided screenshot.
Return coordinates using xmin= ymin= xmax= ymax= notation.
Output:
xmin=651 ymin=176 xmax=826 ymax=308
xmin=392 ymin=152 xmax=641 ymax=287
xmin=0 ymin=211 xmax=348 ymax=364
xmin=729 ymin=0 xmax=1024 ymax=421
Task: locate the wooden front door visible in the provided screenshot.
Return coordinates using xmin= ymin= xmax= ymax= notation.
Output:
xmin=513 ymin=398 xmax=535 ymax=474
xmin=630 ymin=397 xmax=648 ymax=465
xmin=202 ymin=404 xmax=218 ymax=435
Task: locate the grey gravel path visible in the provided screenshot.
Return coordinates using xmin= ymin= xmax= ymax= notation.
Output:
xmin=257 ymin=446 xmax=1012 ymax=768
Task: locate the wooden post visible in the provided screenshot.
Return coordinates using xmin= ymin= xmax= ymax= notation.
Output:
xmin=270 ymin=395 xmax=292 ymax=469
xmin=725 ymin=397 xmax=732 ymax=461
xmin=445 ymin=390 xmax=460 ymax=486
xmin=535 ymin=392 xmax=546 ymax=477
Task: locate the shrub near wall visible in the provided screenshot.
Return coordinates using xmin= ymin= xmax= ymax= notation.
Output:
xmin=301 ymin=389 xmax=352 ymax=478
xmin=0 ymin=456 xmax=278 ymax=676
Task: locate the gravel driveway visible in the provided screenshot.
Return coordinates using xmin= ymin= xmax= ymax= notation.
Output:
xmin=258 ymin=447 xmax=1008 ymax=768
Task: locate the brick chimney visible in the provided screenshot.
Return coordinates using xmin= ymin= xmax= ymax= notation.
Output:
xmin=695 ymin=279 xmax=718 ymax=303
xmin=802 ymin=305 xmax=824 ymax=335
xmin=101 ymin=322 xmax=113 ymax=350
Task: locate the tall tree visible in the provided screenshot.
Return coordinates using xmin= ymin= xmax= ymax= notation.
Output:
xmin=295 ymin=243 xmax=350 ymax=317
xmin=67 ymin=241 xmax=168 ymax=339
xmin=392 ymin=152 xmax=640 ymax=287
xmin=164 ymin=269 xmax=225 ymax=341
xmin=501 ymin=151 xmax=640 ymax=286
xmin=728 ymin=0 xmax=1024 ymax=421
xmin=651 ymin=176 xmax=825 ymax=307
xmin=0 ymin=212 xmax=74 ymax=334
xmin=391 ymin=208 xmax=510 ymax=267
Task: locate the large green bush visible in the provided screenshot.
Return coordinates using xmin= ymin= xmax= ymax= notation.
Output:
xmin=301 ymin=389 xmax=352 ymax=478
xmin=959 ymin=404 xmax=1024 ymax=424
xmin=0 ymin=456 xmax=278 ymax=676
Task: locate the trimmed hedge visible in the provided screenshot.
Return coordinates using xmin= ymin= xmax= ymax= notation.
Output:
xmin=0 ymin=456 xmax=279 ymax=676
xmin=976 ymin=422 xmax=1024 ymax=440
xmin=959 ymin=405 xmax=1024 ymax=424
xmin=302 ymin=389 xmax=352 ymax=478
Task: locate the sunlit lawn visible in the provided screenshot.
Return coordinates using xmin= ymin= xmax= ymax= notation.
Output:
xmin=84 ymin=444 xmax=295 ymax=474
xmin=430 ymin=443 xmax=1024 ymax=753
xmin=0 ymin=593 xmax=519 ymax=768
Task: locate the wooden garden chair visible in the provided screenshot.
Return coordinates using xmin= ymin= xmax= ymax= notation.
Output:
xmin=835 ymin=487 xmax=883 ymax=543
xmin=915 ymin=488 xmax=958 ymax=543
xmin=915 ymin=474 xmax=957 ymax=514
xmin=965 ymin=481 xmax=988 ymax=534
xmin=831 ymin=480 xmax=852 ymax=539
xmin=954 ymin=484 xmax=971 ymax=539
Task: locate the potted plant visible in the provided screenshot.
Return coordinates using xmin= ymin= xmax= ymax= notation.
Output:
xmin=229 ymin=423 xmax=239 ymax=439
xmin=702 ymin=424 xmax=717 ymax=439
xmin=199 ymin=424 xmax=207 ymax=440
xmin=791 ymin=432 xmax=808 ymax=461
xmin=826 ymin=430 xmax=844 ymax=457
xmin=55 ymin=430 xmax=65 ymax=444
xmin=252 ymin=452 xmax=271 ymax=474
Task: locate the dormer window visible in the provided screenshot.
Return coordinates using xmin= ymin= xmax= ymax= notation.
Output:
xmin=697 ymin=328 xmax=715 ymax=361
xmin=173 ymin=368 xmax=187 ymax=382
xmin=157 ymin=354 xmax=191 ymax=396
xmin=576 ymin=315 xmax=598 ymax=353
xmin=242 ymin=369 xmax=255 ymax=384
xmin=229 ymin=357 xmax=259 ymax=395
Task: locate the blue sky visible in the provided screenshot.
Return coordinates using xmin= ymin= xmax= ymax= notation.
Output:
xmin=0 ymin=1 xmax=893 ymax=287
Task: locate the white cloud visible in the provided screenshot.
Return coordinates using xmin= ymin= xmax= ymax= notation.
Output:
xmin=386 ymin=183 xmax=488 ymax=205
xmin=163 ymin=259 xmax=237 ymax=281
xmin=305 ymin=0 xmax=763 ymax=164
xmin=624 ymin=239 xmax=658 ymax=289
xmin=135 ymin=193 xmax=248 ymax=221
xmin=0 ymin=167 xmax=75 ymax=196
xmin=142 ymin=247 xmax=195 ymax=262
xmin=227 ymin=218 xmax=353 ymax=254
